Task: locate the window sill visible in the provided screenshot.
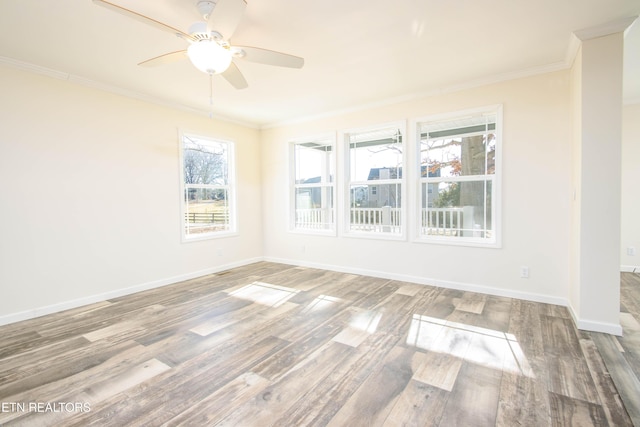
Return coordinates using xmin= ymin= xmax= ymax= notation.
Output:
xmin=182 ymin=230 xmax=239 ymax=243
xmin=413 ymin=235 xmax=501 ymax=249
xmin=342 ymin=230 xmax=407 ymax=242
xmin=288 ymin=228 xmax=337 ymax=237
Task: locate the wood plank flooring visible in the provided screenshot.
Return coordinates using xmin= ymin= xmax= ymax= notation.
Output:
xmin=0 ymin=262 xmax=634 ymax=426
xmin=593 ymin=272 xmax=640 ymax=426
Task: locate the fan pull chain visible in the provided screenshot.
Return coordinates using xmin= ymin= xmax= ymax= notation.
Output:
xmin=208 ymin=72 xmax=214 ymax=119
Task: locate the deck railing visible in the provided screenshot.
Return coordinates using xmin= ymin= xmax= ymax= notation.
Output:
xmin=295 ymin=206 xmax=479 ymax=236
xmin=350 ymin=207 xmax=401 ymax=233
xmin=422 ymin=207 xmax=464 ymax=236
xmin=295 ymin=208 xmax=334 ymax=230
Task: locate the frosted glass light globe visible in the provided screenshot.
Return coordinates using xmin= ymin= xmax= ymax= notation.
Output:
xmin=187 ymin=40 xmax=232 ymax=74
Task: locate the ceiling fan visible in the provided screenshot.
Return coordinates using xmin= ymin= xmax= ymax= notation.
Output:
xmin=93 ymin=0 xmax=304 ymax=89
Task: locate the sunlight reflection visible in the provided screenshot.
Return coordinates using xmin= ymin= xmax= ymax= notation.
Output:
xmin=349 ymin=309 xmax=382 ymax=333
xmin=302 ymin=295 xmax=343 ymax=314
xmin=406 ymin=314 xmax=534 ymax=377
xmin=332 ymin=309 xmax=383 ymax=347
xmin=229 ymin=282 xmax=299 ymax=307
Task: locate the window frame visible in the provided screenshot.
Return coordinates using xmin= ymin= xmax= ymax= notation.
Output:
xmin=412 ymin=105 xmax=502 ymax=248
xmin=341 ymin=121 xmax=408 ymax=241
xmin=289 ymin=133 xmax=337 ymax=235
xmin=178 ymin=130 xmax=237 ymax=242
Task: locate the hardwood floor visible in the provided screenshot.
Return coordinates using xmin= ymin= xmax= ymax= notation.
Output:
xmin=0 ymin=262 xmax=634 ymax=426
xmin=593 ymin=272 xmax=640 ymax=426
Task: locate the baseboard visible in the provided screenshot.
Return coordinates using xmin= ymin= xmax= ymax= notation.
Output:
xmin=566 ymin=304 xmax=623 ymax=336
xmin=263 ymin=256 xmax=570 ymax=307
xmin=621 ymin=265 xmax=640 ymax=273
xmin=267 ymin=257 xmax=629 ymax=335
xmin=6 ymin=256 xmax=623 ymax=335
xmin=0 ymin=257 xmax=263 ymax=327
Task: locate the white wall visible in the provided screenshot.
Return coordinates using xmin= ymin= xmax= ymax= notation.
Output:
xmin=622 ymin=103 xmax=640 ymax=271
xmin=570 ymin=32 xmax=624 ymax=334
xmin=0 ymin=61 xmax=632 ymax=329
xmin=570 ymin=46 xmax=583 ymax=316
xmin=261 ymin=71 xmax=572 ymax=304
xmin=0 ymin=65 xmax=262 ymax=323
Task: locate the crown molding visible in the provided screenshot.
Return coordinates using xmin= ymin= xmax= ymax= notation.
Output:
xmin=573 ymin=16 xmax=638 ymax=41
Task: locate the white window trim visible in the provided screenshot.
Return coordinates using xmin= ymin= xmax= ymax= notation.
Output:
xmin=340 ymin=120 xmax=408 ymax=241
xmin=288 ymin=133 xmax=337 ymax=236
xmin=178 ymin=130 xmax=238 ymax=243
xmin=411 ymin=105 xmax=503 ymax=248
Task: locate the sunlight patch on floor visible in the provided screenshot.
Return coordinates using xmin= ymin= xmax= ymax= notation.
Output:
xmin=332 ymin=309 xmax=383 ymax=348
xmin=349 ymin=309 xmax=382 ymax=333
xmin=302 ymin=294 xmax=344 ymax=314
xmin=229 ymin=282 xmax=299 ymax=307
xmin=406 ymin=314 xmax=534 ymax=377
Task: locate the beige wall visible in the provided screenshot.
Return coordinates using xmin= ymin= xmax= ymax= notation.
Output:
xmin=0 ymin=65 xmax=262 ymax=322
xmin=261 ymin=71 xmax=572 ymax=304
xmin=622 ymin=103 xmax=640 ymax=271
xmin=570 ymin=46 xmax=583 ymax=316
xmin=569 ymin=32 xmax=624 ymax=333
xmin=2 ymin=61 xmax=634 ymax=329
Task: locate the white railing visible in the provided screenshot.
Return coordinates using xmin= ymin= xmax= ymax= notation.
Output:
xmin=295 ymin=206 xmax=485 ymax=237
xmin=350 ymin=207 xmax=401 ymax=233
xmin=295 ymin=208 xmax=334 ymax=230
xmin=422 ymin=207 xmax=464 ymax=236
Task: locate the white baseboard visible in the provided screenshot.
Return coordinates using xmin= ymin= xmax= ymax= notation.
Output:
xmin=268 ymin=256 xmax=628 ymax=335
xmin=567 ymin=304 xmax=623 ymax=336
xmin=4 ymin=256 xmax=624 ymax=337
xmin=263 ymin=256 xmax=570 ymax=307
xmin=0 ymin=257 xmax=263 ymax=327
xmin=621 ymin=265 xmax=639 ymax=273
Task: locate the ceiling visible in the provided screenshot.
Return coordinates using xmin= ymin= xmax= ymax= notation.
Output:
xmin=0 ymin=0 xmax=638 ymax=128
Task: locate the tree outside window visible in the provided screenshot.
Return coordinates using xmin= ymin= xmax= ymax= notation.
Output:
xmin=417 ymin=109 xmax=500 ymax=246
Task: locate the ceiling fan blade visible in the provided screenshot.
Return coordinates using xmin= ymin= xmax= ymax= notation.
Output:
xmin=207 ymin=0 xmax=247 ymax=40
xmin=233 ymin=46 xmax=304 ymax=68
xmin=138 ymin=50 xmax=187 ymax=67
xmin=93 ymin=0 xmax=194 ymax=41
xmin=222 ymin=62 xmax=248 ymax=89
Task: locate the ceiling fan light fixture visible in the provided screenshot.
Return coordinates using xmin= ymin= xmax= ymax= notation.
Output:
xmin=187 ymin=40 xmax=232 ymax=74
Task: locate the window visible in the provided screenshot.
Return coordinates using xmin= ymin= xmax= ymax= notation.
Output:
xmin=416 ymin=107 xmax=501 ymax=246
xmin=290 ymin=135 xmax=336 ymax=233
xmin=179 ymin=133 xmax=236 ymax=240
xmin=344 ymin=123 xmax=405 ymax=238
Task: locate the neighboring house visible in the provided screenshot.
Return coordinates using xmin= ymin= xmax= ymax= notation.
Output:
xmin=295 ymin=176 xmax=323 ymax=208
xmin=366 ymin=167 xmax=401 ymax=208
xmin=365 ymin=165 xmax=440 ymax=208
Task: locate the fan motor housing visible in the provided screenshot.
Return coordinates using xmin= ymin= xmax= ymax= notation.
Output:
xmin=196 ymin=1 xmax=217 ymax=19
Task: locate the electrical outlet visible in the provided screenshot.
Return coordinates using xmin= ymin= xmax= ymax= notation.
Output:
xmin=301 ymin=245 xmax=306 ymax=253
xmin=520 ymin=266 xmax=529 ymax=278
xmin=628 ymin=247 xmax=636 ymax=256
xmin=217 ymin=248 xmax=223 ymax=257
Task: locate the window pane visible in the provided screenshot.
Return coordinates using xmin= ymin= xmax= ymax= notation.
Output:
xmin=183 ymin=138 xmax=228 ymax=185
xmin=486 ymin=134 xmax=496 ymax=175
xmin=419 ymin=113 xmax=496 ymax=178
xmin=422 ymin=180 xmax=491 ymax=238
xmin=294 ymin=186 xmax=334 ymax=230
xmin=421 ymin=134 xmax=495 ymax=178
xmin=295 ymin=142 xmax=333 ymax=183
xmin=349 ymin=184 xmax=402 ymax=233
xmin=184 ymin=188 xmax=230 ymax=235
xmin=349 ymin=128 xmax=402 ymax=181
xmin=292 ymin=137 xmax=335 ymax=232
xmin=181 ymin=134 xmax=235 ymax=240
